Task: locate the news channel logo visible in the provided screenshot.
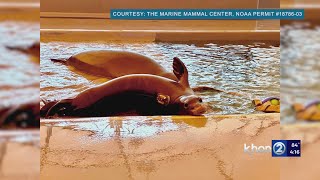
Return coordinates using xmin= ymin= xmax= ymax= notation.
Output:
xmin=243 ymin=140 xmax=301 ymax=157
xmin=272 ymin=140 xmax=301 ymax=157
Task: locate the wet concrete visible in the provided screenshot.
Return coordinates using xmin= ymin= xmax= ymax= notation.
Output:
xmin=0 ymin=131 xmax=40 ymax=180
xmin=281 ymin=124 xmax=320 ymax=180
xmin=40 ymin=114 xmax=280 ymax=180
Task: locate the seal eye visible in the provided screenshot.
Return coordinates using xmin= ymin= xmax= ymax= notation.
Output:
xmin=199 ymin=98 xmax=203 ymax=103
xmin=184 ymin=103 xmax=189 ymax=109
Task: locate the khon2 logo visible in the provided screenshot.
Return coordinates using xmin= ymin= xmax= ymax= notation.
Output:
xmin=244 ymin=140 xmax=301 ymax=157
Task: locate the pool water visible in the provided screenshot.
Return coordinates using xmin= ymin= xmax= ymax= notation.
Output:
xmin=0 ymin=21 xmax=39 ymax=108
xmin=40 ymin=42 xmax=280 ymax=115
xmin=281 ymin=22 xmax=320 ymax=124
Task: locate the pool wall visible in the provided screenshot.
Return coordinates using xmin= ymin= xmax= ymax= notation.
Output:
xmin=0 ymin=1 xmax=39 ymax=21
xmin=40 ymin=0 xmax=279 ymax=43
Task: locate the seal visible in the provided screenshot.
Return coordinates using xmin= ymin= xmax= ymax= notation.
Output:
xmin=6 ymin=42 xmax=40 ymax=63
xmin=252 ymin=97 xmax=280 ymax=113
xmin=292 ymin=100 xmax=320 ymax=121
xmin=51 ymin=50 xmax=178 ymax=81
xmin=41 ymin=59 xmax=207 ymax=117
xmin=51 ymin=50 xmax=222 ymax=92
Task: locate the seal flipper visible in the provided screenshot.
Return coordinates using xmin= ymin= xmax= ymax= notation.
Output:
xmin=0 ymin=103 xmax=40 ymax=128
xmin=6 ymin=42 xmax=39 ymax=55
xmin=40 ymin=101 xmax=59 ymax=117
xmin=156 ymin=93 xmax=170 ymax=106
xmin=51 ymin=58 xmax=68 ymax=63
xmin=43 ymin=99 xmax=75 ymax=118
xmin=6 ymin=45 xmax=27 ymax=52
xmin=192 ymin=86 xmax=224 ymax=92
xmin=173 ymin=57 xmax=189 ymax=87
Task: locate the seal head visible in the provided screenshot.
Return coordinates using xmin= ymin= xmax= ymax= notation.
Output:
xmin=173 ymin=95 xmax=206 ymax=115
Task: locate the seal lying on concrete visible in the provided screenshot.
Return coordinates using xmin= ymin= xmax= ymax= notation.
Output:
xmin=51 ymin=50 xmax=222 ymax=92
xmin=41 ymin=58 xmax=207 ymax=117
xmin=293 ymin=100 xmax=320 ymax=121
xmin=252 ymin=97 xmax=280 ymax=113
xmin=6 ymin=42 xmax=40 ymax=63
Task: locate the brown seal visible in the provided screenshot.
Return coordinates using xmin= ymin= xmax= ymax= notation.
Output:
xmin=51 ymin=50 xmax=178 ymax=81
xmin=41 ymin=58 xmax=207 ymax=117
xmin=51 ymin=50 xmax=222 ymax=92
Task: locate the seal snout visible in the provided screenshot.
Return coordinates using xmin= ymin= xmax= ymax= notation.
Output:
xmin=180 ymin=95 xmax=207 ymax=115
xmin=190 ymin=103 xmax=207 ymax=116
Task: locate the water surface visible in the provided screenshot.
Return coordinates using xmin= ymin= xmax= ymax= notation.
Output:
xmin=281 ymin=22 xmax=320 ymax=124
xmin=0 ymin=21 xmax=39 ymax=107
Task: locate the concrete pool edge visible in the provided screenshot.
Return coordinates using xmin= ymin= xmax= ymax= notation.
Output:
xmin=40 ymin=114 xmax=280 ymax=136
xmin=281 ymin=120 xmax=320 ymax=180
xmin=0 ymin=130 xmax=40 ymax=179
xmin=40 ymin=29 xmax=279 ymax=43
xmin=0 ymin=130 xmax=39 ymax=136
xmin=40 ymin=113 xmax=280 ymax=179
xmin=281 ymin=122 xmax=320 ymax=129
xmin=40 ymin=113 xmax=280 ymax=123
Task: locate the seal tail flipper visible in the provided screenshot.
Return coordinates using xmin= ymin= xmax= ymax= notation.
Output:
xmin=51 ymin=58 xmax=68 ymax=63
xmin=41 ymin=98 xmax=49 ymax=105
xmin=0 ymin=108 xmax=12 ymax=125
xmin=42 ymin=99 xmax=74 ymax=118
xmin=40 ymin=101 xmax=58 ymax=117
xmin=6 ymin=46 xmax=28 ymax=54
xmin=191 ymin=86 xmax=243 ymax=96
xmin=0 ymin=102 xmax=40 ymax=128
xmin=173 ymin=57 xmax=190 ymax=87
xmin=192 ymin=86 xmax=224 ymax=93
